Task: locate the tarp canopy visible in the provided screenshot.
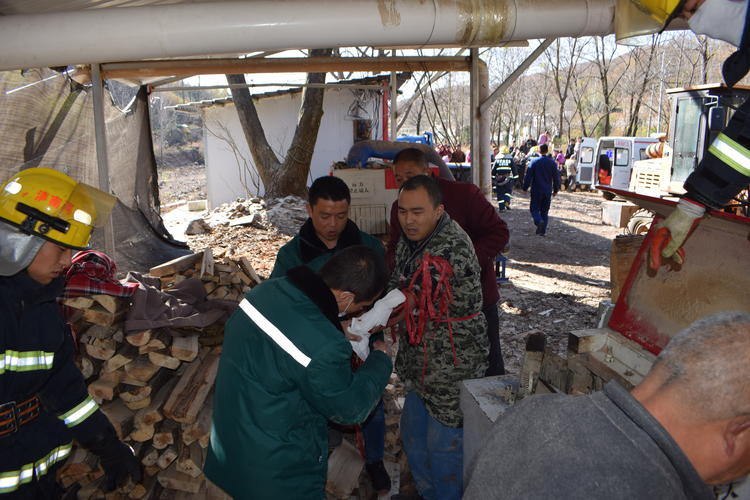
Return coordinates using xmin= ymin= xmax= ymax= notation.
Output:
xmin=0 ymin=68 xmax=190 ymax=275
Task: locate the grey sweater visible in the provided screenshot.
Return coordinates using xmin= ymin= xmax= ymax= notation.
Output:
xmin=463 ymin=382 xmax=714 ymax=500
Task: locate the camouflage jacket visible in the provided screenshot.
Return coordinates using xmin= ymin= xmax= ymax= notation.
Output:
xmin=389 ymin=213 xmax=488 ymax=428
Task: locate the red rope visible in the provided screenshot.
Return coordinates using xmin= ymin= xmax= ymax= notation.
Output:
xmin=402 ymin=252 xmax=480 ymax=387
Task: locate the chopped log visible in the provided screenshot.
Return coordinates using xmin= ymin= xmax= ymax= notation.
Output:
xmin=124 ymin=355 xmax=161 ymax=384
xmin=217 ymin=274 xmax=230 ymax=286
xmin=93 ymin=338 xmax=118 ymax=351
xmin=213 ymin=263 xmax=240 ymax=273
xmin=149 ymin=252 xmax=204 ymax=278
xmin=238 ymin=257 xmax=261 ymax=286
xmin=235 ymin=271 xmax=252 ymax=286
xmin=86 ymin=324 xmax=120 ymax=340
xmin=145 ymin=465 xmax=162 ymax=479
xmin=83 ymin=342 xmax=116 ymax=361
xmin=203 ymin=281 xmax=218 ymax=294
xmin=84 ymin=305 xmax=126 ymax=327
xmin=163 ymin=347 xmax=221 ymax=424
xmin=170 ymin=337 xmax=199 ymax=363
xmin=176 ymin=442 xmax=203 ymax=478
xmin=77 ymin=476 xmax=106 ymax=500
xmin=64 ymin=296 xmax=95 ymax=309
xmin=98 ymin=368 xmax=126 ymax=384
xmin=149 ymin=350 xmax=181 ymax=370
xmin=112 ymin=328 xmax=125 ymax=344
xmin=139 ymin=330 xmax=172 ymax=355
xmin=101 ymin=400 xmax=136 ymax=440
xmin=157 ymin=461 xmax=204 ymax=494
xmin=104 ymin=346 xmax=140 ymax=374
xmin=119 ymin=386 xmax=151 ymax=404
xmin=153 ymin=419 xmax=179 ymax=450
xmin=123 ymin=397 xmax=151 ymax=411
xmin=128 ymin=424 xmax=156 ymax=442
xmin=141 ymin=446 xmax=160 ymax=467
xmin=128 ymin=470 xmax=159 ymax=500
xmin=133 ymin=378 xmax=178 ymax=431
xmin=156 ymin=443 xmax=179 ymax=470
xmin=79 ymin=355 xmax=103 ymax=380
xmin=224 ymin=289 xmax=239 ymax=302
xmin=93 ymin=295 xmax=125 ymax=314
xmin=58 ymin=446 xmax=98 ymax=487
xmin=325 ymin=439 xmax=364 ymax=499
xmin=88 ymin=378 xmax=121 ymax=401
xmin=126 ymin=330 xmax=154 ymax=347
xmin=205 ymin=286 xmax=229 ymax=301
xmin=200 ymin=248 xmax=214 ymax=279
xmin=182 ymin=387 xmax=213 ymax=447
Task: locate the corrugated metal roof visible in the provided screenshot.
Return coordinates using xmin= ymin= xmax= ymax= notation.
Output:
xmin=169 ymin=71 xmax=410 ymax=112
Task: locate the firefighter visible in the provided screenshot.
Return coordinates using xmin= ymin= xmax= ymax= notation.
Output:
xmin=492 ymin=145 xmax=518 ymax=212
xmin=0 ymin=168 xmax=141 ymax=498
xmin=615 ymin=0 xmax=750 ymax=268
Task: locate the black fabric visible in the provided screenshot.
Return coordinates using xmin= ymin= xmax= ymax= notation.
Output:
xmin=722 ymin=6 xmax=750 ymax=87
xmin=684 ymin=99 xmax=750 ymax=210
xmin=298 ymin=218 xmax=363 ymax=265
xmin=483 ymin=302 xmax=504 ymax=376
xmin=286 ymin=265 xmax=343 ymax=333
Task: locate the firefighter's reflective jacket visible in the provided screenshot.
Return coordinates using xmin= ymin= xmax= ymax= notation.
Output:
xmin=492 ymin=155 xmax=518 ymax=187
xmin=0 ymin=272 xmax=111 ymax=496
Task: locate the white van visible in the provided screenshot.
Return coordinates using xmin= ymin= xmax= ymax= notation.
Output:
xmin=574 ymin=137 xmax=658 ymax=197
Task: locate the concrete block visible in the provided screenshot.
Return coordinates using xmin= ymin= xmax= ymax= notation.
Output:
xmin=188 ymin=200 xmax=207 ymax=212
xmin=602 ymin=201 xmax=638 ymax=228
xmin=461 ymin=374 xmax=518 ymax=484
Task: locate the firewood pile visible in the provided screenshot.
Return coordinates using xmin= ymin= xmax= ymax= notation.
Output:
xmin=61 ymin=249 xmax=263 ymax=500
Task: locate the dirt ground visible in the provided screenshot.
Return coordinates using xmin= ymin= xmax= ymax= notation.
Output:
xmin=157 ymin=163 xmax=624 ymax=372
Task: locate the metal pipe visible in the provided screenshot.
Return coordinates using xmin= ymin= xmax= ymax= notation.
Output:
xmin=478 ymin=59 xmax=492 ymax=197
xmin=91 ymin=63 xmax=116 ymax=260
xmin=0 ymin=0 xmax=617 ymax=71
xmin=470 ymin=48 xmax=480 ymax=187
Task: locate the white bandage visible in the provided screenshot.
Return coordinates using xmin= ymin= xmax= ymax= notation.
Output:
xmin=347 ymin=289 xmax=406 ymax=360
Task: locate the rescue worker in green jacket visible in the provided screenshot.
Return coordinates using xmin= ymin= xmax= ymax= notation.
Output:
xmin=615 ymin=0 xmax=750 ymax=268
xmin=0 ymin=168 xmax=141 ymax=498
xmin=492 ymin=145 xmax=518 ymax=212
xmin=269 ymin=175 xmax=392 ymax=493
xmin=204 ymin=246 xmax=393 ymax=500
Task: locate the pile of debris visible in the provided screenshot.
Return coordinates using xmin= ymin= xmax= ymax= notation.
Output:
xmin=62 ymin=250 xmax=263 ymax=499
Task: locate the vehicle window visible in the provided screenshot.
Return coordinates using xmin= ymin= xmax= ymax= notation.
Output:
xmin=615 ymin=147 xmax=629 ymax=166
xmin=580 ymin=147 xmax=594 ymax=163
xmin=672 ymin=97 xmax=702 ymax=184
xmin=639 ymin=148 xmax=649 ymax=160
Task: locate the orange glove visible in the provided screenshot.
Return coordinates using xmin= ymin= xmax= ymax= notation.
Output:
xmin=648 ymin=199 xmax=704 ymax=269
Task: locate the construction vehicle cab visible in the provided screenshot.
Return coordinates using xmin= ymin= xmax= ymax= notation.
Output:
xmin=629 ymin=84 xmax=750 ymax=200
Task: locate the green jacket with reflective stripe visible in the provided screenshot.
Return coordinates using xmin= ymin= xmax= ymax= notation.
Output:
xmin=0 ymin=272 xmax=112 ymax=496
xmin=204 ymin=265 xmax=392 ymax=500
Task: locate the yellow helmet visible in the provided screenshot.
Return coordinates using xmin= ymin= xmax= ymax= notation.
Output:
xmin=616 ymin=0 xmax=686 ymax=45
xmin=500 ymin=145 xmax=510 ymax=154
xmin=0 ymin=168 xmax=116 ymax=250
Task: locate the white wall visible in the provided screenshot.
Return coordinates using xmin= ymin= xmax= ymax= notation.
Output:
xmin=202 ymin=89 xmax=383 ymax=208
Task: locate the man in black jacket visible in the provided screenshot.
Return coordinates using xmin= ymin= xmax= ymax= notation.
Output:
xmin=0 ymin=168 xmax=140 ymax=498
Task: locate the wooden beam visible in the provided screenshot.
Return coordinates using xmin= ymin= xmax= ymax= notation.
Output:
xmin=99 ymin=56 xmax=470 ymax=80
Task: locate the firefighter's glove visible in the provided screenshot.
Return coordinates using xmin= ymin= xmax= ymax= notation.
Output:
xmin=649 ymin=198 xmax=705 ymax=269
xmin=84 ymin=428 xmax=142 ymax=490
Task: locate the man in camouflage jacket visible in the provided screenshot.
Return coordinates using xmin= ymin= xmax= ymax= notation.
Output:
xmin=388 ymin=175 xmax=488 ymax=500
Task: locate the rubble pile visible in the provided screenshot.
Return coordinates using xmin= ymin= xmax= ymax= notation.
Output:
xmin=179 ymin=196 xmax=310 ymax=279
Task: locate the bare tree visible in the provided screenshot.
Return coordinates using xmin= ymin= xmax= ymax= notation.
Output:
xmin=227 ymin=48 xmax=332 ymax=199
xmin=623 ymin=36 xmax=658 ymax=136
xmin=546 ymin=38 xmax=587 ymax=138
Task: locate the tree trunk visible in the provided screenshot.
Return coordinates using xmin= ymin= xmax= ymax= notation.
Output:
xmin=227 ymin=48 xmax=332 ymax=200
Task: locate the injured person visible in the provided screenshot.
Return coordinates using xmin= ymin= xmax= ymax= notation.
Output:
xmin=385 ymin=175 xmax=489 ymax=500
